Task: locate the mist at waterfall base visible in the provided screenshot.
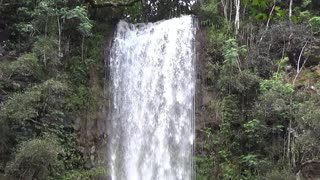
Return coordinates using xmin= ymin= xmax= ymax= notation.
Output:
xmin=109 ymin=16 xmax=196 ymax=180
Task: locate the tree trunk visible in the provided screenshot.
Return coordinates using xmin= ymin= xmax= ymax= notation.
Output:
xmin=82 ymin=35 xmax=85 ymax=62
xmin=234 ymin=0 xmax=240 ymax=35
xmin=221 ymin=0 xmax=229 ymax=21
xmin=229 ymin=0 xmax=233 ymax=25
xmin=287 ymin=97 xmax=292 ymax=165
xmin=289 ymin=0 xmax=293 ymax=21
xmin=57 ymin=17 xmax=62 ymax=58
xmin=44 ymin=15 xmax=48 ymax=67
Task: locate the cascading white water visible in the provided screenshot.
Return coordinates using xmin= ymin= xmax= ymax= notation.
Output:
xmin=109 ymin=15 xmax=196 ymax=180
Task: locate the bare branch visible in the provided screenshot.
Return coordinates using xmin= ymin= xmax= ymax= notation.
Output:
xmin=293 ymin=40 xmax=309 ymax=86
xmin=266 ymin=0 xmax=276 ymax=30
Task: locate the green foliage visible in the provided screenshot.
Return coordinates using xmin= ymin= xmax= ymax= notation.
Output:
xmin=220 ymin=70 xmax=261 ymax=95
xmin=197 ymin=1 xmax=320 ymax=178
xmin=15 ymin=22 xmax=34 ymax=35
xmin=209 ymin=38 xmax=261 ymax=96
xmin=33 ymin=36 xmax=60 ymax=69
xmin=293 ymin=95 xmax=320 ymax=161
xmin=214 ymin=39 xmax=262 ymax=96
xmin=0 ymin=89 xmax=41 ymax=122
xmin=241 ymin=154 xmax=258 ymax=168
xmin=219 ymin=160 xmax=240 ymax=180
xmin=243 ymin=119 xmax=265 ymax=138
xmin=66 ymin=6 xmax=93 ymax=36
xmin=86 ymin=34 xmax=105 ymax=65
xmin=254 ymin=74 xmax=293 ymax=125
xmin=9 ymin=53 xmax=42 ymax=79
xmin=274 ymin=6 xmax=287 ymax=21
xmin=57 ymin=132 xmax=84 ymax=171
xmin=62 ymin=167 xmax=107 ymax=180
xmin=299 ymin=10 xmax=312 ymax=22
xmin=302 ymin=0 xmax=312 ymax=8
xmin=195 ymin=156 xmax=214 ymax=180
xmin=309 ymin=16 xmax=320 ymax=34
xmin=5 ymin=135 xmax=64 ymax=179
xmin=0 ymin=0 xmax=118 ymax=178
xmin=223 ymin=39 xmax=246 ymax=67
xmin=34 ymin=0 xmax=64 ymax=16
xmin=217 ymin=96 xmax=243 ymax=179
xmin=221 ymin=95 xmax=240 ymax=126
xmin=0 ymin=120 xmax=14 ymax=167
xmin=1 ymin=0 xmax=320 ymax=179
xmin=200 ymin=0 xmax=218 ymax=16
xmin=69 ymin=85 xmax=90 ymax=110
xmin=259 ymin=74 xmax=294 ymax=94
xmin=123 ymin=1 xmax=145 ymax=22
xmin=198 ymin=0 xmax=229 ymax=33
xmin=0 ymin=79 xmax=69 ymax=143
xmin=248 ymin=0 xmax=274 ymax=21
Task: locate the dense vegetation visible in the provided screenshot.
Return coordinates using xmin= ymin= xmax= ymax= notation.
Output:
xmin=195 ymin=0 xmax=320 ymax=179
xmin=0 ymin=0 xmax=320 ymax=179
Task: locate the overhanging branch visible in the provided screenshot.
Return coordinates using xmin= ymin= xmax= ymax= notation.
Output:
xmin=86 ymin=0 xmax=140 ymax=8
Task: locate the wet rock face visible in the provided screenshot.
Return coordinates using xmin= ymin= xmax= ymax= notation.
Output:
xmin=300 ymin=161 xmax=320 ymax=180
xmin=194 ymin=27 xmax=221 ymax=130
xmin=75 ymin=25 xmax=114 ymax=169
xmin=77 ymin=108 xmax=108 ymax=169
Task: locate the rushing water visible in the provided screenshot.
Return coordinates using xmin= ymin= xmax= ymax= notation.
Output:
xmin=109 ymin=15 xmax=196 ymax=180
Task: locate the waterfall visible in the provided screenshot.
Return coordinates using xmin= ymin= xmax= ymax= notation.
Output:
xmin=109 ymin=15 xmax=196 ymax=180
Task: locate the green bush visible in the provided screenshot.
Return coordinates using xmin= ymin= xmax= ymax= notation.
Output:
xmin=9 ymin=53 xmax=43 ymax=80
xmin=195 ymin=156 xmax=214 ymax=180
xmin=0 ymin=79 xmax=69 ymax=123
xmin=309 ymin=16 xmax=320 ymax=34
xmin=62 ymin=167 xmax=107 ymax=180
xmin=5 ymin=135 xmax=63 ymax=179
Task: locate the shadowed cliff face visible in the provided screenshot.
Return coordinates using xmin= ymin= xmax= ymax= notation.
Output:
xmin=75 ymin=25 xmax=114 ymax=170
xmin=300 ymin=161 xmax=320 ymax=180
xmin=0 ymin=29 xmax=10 ymax=43
xmin=194 ymin=27 xmax=221 ymax=131
xmin=0 ymin=18 xmax=10 ymax=43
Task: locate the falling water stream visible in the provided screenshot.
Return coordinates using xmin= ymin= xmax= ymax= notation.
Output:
xmin=109 ymin=15 xmax=196 ymax=180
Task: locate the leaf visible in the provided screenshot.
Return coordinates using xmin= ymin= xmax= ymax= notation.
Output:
xmin=252 ymin=0 xmax=259 ymax=6
xmin=255 ymin=13 xmax=267 ymax=20
xmin=291 ymin=15 xmax=298 ymax=23
xmin=243 ymin=0 xmax=249 ymax=4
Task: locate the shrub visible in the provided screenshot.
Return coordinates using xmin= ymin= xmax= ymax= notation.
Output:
xmin=62 ymin=167 xmax=107 ymax=180
xmin=5 ymin=135 xmax=63 ymax=179
xmin=259 ymin=169 xmax=296 ymax=180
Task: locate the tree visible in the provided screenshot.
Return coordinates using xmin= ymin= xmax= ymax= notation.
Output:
xmin=234 ymin=0 xmax=240 ymax=35
xmin=5 ymin=135 xmax=63 ymax=179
